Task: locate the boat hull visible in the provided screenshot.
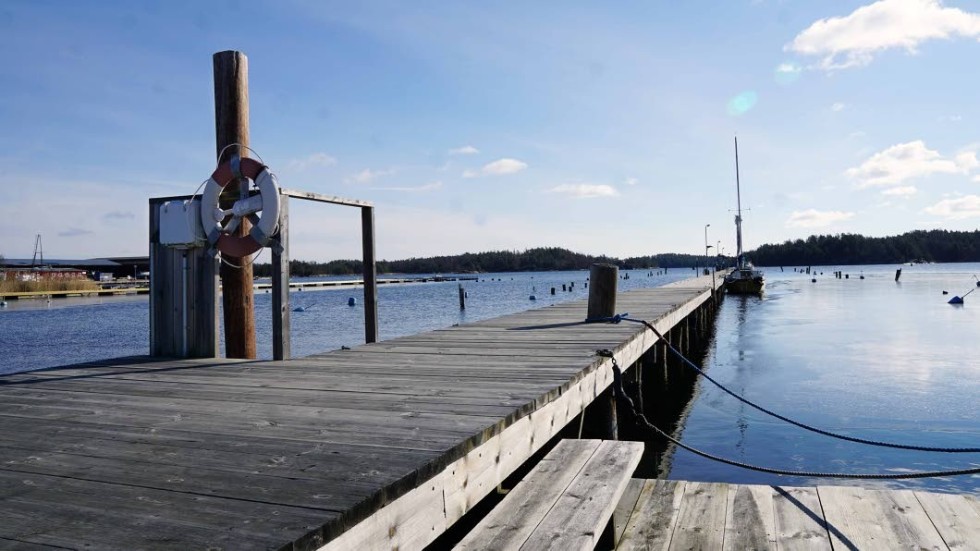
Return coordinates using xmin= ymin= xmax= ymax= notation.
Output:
xmin=725 ymin=271 xmax=764 ymax=295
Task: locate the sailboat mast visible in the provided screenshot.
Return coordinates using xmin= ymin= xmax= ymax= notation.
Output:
xmin=734 ymin=136 xmax=744 ymax=260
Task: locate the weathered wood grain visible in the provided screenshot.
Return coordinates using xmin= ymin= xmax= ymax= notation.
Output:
xmin=454 ymin=439 xmax=601 ymax=550
xmin=668 ymin=481 xmax=729 ymax=550
xmin=618 ymin=480 xmax=685 ymax=551
xmin=913 ymin=489 xmax=980 ymax=550
xmin=819 ymin=485 xmax=946 ymax=550
xmin=723 ymin=484 xmax=776 ymax=551
xmin=518 ymin=440 xmax=644 ymax=550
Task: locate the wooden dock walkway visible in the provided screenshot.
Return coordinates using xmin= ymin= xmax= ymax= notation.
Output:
xmin=0 ymin=274 xmax=720 ymax=550
xmin=615 ymin=479 xmax=980 ymax=550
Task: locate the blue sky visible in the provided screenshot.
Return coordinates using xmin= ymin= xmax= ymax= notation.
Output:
xmin=2 ymin=0 xmax=980 ymax=261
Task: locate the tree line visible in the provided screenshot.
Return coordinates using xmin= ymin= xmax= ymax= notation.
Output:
xmin=250 ymin=229 xmax=980 ymax=277
xmin=748 ymin=229 xmax=980 ymax=266
xmin=251 ymin=247 xmax=710 ymax=277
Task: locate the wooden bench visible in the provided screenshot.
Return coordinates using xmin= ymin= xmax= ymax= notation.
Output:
xmin=455 ymin=439 xmax=644 ymax=551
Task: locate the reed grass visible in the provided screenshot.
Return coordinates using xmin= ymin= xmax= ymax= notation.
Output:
xmin=0 ymin=279 xmax=100 ymax=293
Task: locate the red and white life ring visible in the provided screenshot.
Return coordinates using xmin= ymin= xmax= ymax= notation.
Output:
xmin=200 ymin=156 xmax=280 ymax=257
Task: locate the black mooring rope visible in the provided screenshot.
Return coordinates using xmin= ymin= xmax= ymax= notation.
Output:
xmin=595 ymin=350 xmax=980 ymax=480
xmin=591 ymin=314 xmax=980 ymax=454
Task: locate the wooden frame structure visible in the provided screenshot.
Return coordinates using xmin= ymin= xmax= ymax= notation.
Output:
xmin=148 ymin=188 xmax=377 ymax=361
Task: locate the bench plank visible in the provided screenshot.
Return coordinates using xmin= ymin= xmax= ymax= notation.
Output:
xmin=455 ymin=439 xmax=601 ymax=551
xmin=520 ymin=440 xmax=644 ymax=550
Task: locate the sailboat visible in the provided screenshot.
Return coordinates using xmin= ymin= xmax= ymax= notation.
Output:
xmin=725 ymin=137 xmax=765 ymax=294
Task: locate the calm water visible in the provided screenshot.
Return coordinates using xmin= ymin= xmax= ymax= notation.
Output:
xmin=669 ymin=263 xmax=980 ymax=493
xmin=2 ymin=264 xmax=977 ymax=493
xmin=0 ymin=269 xmax=688 ymax=375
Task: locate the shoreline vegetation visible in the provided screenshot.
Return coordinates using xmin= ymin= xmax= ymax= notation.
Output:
xmin=0 ymin=279 xmax=100 ymax=294
xmin=252 ymin=230 xmax=980 ymax=278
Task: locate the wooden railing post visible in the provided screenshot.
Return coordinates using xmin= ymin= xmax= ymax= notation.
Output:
xmin=361 ymin=206 xmax=378 ymax=343
xmin=272 ymin=195 xmax=290 ymax=360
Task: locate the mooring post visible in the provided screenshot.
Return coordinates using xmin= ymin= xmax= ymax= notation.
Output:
xmin=213 ymin=50 xmax=256 ymax=359
xmin=587 ymin=263 xmax=618 ymax=320
xmin=586 ymin=263 xmax=619 ymax=440
xmin=458 ymin=283 xmax=466 ymax=310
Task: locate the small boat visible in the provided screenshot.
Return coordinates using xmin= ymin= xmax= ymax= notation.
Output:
xmin=725 ymin=137 xmax=765 ymax=295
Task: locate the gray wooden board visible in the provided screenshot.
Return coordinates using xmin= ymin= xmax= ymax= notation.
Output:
xmin=617 ymin=479 xmax=685 ymax=550
xmin=0 ymin=470 xmax=330 ymax=550
xmin=911 ymin=490 xmax=980 ymax=550
xmin=615 ymin=481 xmax=980 ymax=551
xmin=724 ymin=484 xmax=776 ymax=550
xmin=668 ymin=481 xmax=729 ymax=550
xmin=0 ymin=281 xmax=717 ymax=550
xmin=614 ymin=478 xmax=646 ymax=547
xmin=454 ymin=439 xmax=602 ymax=550
xmin=818 ymin=485 xmax=947 ymax=550
xmin=771 ymin=486 xmax=830 ymax=550
xmin=519 ymin=440 xmax=644 ymax=550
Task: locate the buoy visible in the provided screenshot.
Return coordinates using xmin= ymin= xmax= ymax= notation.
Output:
xmin=949 ymin=296 xmax=964 ymax=304
xmin=293 ymin=306 xmax=306 ymax=312
xmin=529 ymin=295 xmax=537 ymax=301
xmin=348 ymin=297 xmax=357 ymax=306
xmin=943 ymin=290 xmax=949 ymax=295
xmin=859 ymin=275 xmax=865 ymax=280
xmin=811 ymin=278 xmax=816 ymax=283
xmin=0 ymin=301 xmax=6 ymax=308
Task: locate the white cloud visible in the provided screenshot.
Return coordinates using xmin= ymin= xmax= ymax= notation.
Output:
xmin=972 ymin=175 xmax=980 ymax=182
xmin=831 ymin=102 xmax=846 ymax=112
xmin=377 ymin=181 xmax=443 ymax=192
xmin=286 ymin=152 xmax=337 ymax=171
xmin=463 ymin=158 xmax=528 ymax=178
xmin=923 ymin=195 xmax=980 ymax=219
xmin=787 ymin=0 xmax=980 ymax=70
xmin=346 ymin=167 xmax=395 ymax=184
xmin=546 ymin=183 xmax=619 ymax=199
xmin=882 ymin=185 xmax=918 ymax=196
xmin=624 ymin=177 xmax=638 ymax=186
xmin=846 ymin=140 xmax=977 ymax=188
xmin=774 ymin=62 xmax=803 ymax=85
xmin=786 ymin=209 xmax=855 ymax=228
xmin=776 ymin=62 xmax=801 ymax=74
xmin=449 ymin=145 xmax=479 ymax=155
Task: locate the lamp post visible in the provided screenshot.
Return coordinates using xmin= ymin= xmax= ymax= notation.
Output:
xmin=703 ymin=224 xmax=711 ymax=274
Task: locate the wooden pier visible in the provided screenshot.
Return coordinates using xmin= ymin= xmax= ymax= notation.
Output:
xmin=615 ymin=479 xmax=980 ymax=550
xmin=0 ymin=273 xmax=717 ymax=549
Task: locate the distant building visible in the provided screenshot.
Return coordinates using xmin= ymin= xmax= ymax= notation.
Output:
xmin=0 ymin=257 xmax=149 ymax=280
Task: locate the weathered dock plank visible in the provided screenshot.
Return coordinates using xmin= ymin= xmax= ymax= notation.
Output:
xmin=618 ymin=480 xmax=979 ymax=551
xmin=0 ymin=275 xmax=721 ymax=550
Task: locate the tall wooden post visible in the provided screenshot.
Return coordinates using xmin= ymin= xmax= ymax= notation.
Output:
xmin=586 ymin=262 xmax=619 ymax=440
xmin=213 ymin=50 xmax=257 ymax=359
xmin=361 ymin=206 xmax=378 ymax=343
xmin=587 ymin=263 xmax=618 ymax=320
xmin=272 ymin=195 xmax=290 ymax=360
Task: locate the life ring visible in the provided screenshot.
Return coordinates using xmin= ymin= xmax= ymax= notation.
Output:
xmin=200 ymin=155 xmax=280 ymax=257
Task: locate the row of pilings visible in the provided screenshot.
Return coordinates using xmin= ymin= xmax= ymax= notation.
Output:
xmin=577 ymin=284 xmax=722 ymax=478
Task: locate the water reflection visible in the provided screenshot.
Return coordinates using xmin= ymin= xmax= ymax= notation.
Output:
xmin=669 ymin=263 xmax=980 ymax=493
